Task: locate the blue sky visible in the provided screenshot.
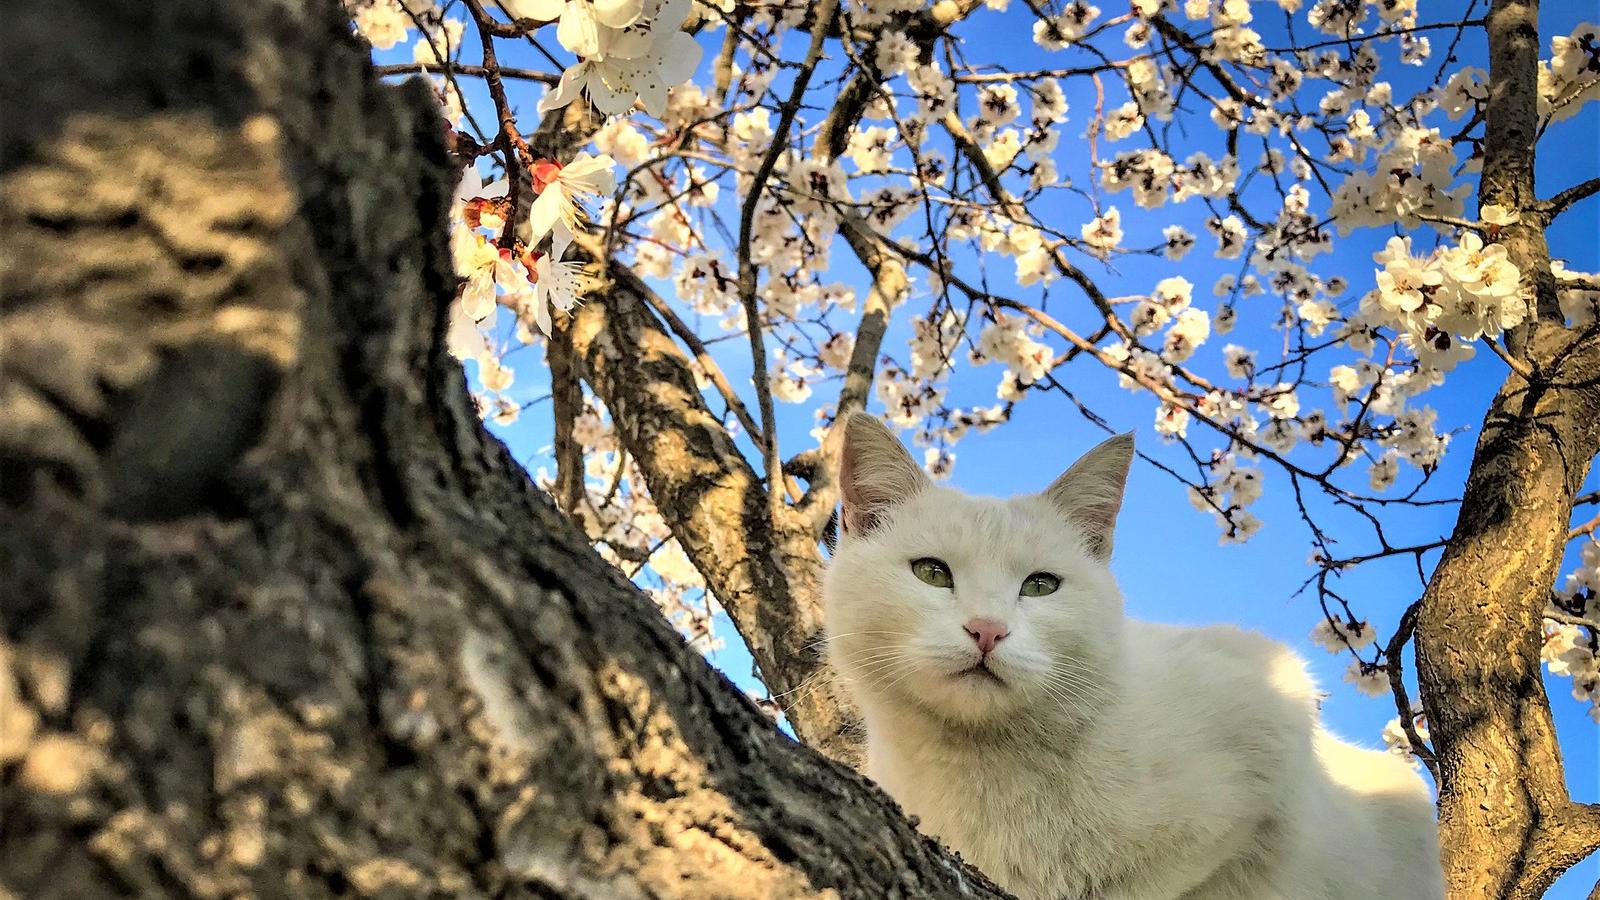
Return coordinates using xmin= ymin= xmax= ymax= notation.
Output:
xmin=376 ymin=2 xmax=1598 ymax=893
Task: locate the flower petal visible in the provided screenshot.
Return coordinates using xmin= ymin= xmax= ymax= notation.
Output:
xmin=652 ymin=0 xmax=692 ymax=28
xmin=527 ymin=188 xmax=566 ymax=246
xmin=447 ymin=302 xmax=487 ymax=359
xmin=587 ymin=64 xmax=641 ymax=115
xmin=562 ymin=152 xmax=617 ymax=195
xmin=654 ymin=30 xmax=702 ymax=86
xmin=592 ymin=0 xmax=644 ymax=29
xmin=462 ymin=269 xmax=498 ymax=320
xmin=557 ymin=2 xmax=601 ymax=58
xmin=599 ymin=25 xmax=652 ymax=60
xmin=503 ymin=0 xmax=564 ymax=19
xmin=551 ymin=221 xmax=575 ymax=260
xmin=538 ymin=65 xmax=589 ymax=115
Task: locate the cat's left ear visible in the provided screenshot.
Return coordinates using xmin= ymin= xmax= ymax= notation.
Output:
xmin=837 ymin=411 xmax=929 ymax=537
xmin=1043 ymin=432 xmax=1134 ymax=561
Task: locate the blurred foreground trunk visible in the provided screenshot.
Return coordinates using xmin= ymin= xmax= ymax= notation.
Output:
xmin=0 ymin=1 xmax=1003 ymax=896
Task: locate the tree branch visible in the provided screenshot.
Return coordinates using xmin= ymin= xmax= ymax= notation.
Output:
xmin=567 ymin=235 xmax=864 ymax=767
xmin=1542 ymin=176 xmax=1600 ymax=217
xmin=736 ymin=0 xmax=839 ymax=526
xmin=1414 ymin=8 xmax=1600 ymax=891
xmin=636 ymin=285 xmax=765 ymax=450
xmin=373 ymin=61 xmax=559 ymax=84
xmin=548 ymin=323 xmax=589 ymax=519
xmin=1384 ymin=602 xmax=1439 ymax=780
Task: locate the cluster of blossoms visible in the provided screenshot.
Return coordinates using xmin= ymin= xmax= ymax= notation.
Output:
xmin=514 ymin=0 xmax=702 ymax=117
xmin=1327 ymin=128 xmax=1465 ymax=233
xmin=1100 ymin=149 xmax=1238 ymax=210
xmin=1381 ymin=705 xmax=1431 ymax=768
xmin=1547 ymin=540 xmax=1600 ymax=723
xmin=345 ymin=0 xmax=706 ymax=404
xmin=1310 ymin=614 xmax=1391 ymax=698
xmin=1545 ymin=23 xmax=1600 ymax=122
xmin=1354 ymin=227 xmax=1529 ymax=374
xmin=348 ymin=0 xmax=421 ymax=50
xmin=446 ymin=155 xmax=617 ymax=408
xmin=974 ymin=313 xmax=1054 ymax=391
xmin=1186 ymin=453 xmax=1264 ymax=544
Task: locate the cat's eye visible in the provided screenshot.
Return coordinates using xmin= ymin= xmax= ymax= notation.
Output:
xmin=1020 ymin=572 xmax=1061 ymax=597
xmin=911 ymin=557 xmax=954 ymax=589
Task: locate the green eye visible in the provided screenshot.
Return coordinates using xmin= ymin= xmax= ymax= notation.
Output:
xmin=1020 ymin=572 xmax=1061 ymax=597
xmin=911 ymin=557 xmax=954 ymax=589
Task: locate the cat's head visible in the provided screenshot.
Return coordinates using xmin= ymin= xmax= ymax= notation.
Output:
xmin=822 ymin=412 xmax=1132 ymax=728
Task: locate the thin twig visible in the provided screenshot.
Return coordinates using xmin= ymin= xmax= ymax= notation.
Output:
xmin=1543 ymin=177 xmax=1600 ymax=217
xmin=464 ymin=0 xmax=533 ymax=251
xmin=1385 ymin=601 xmax=1439 ymax=780
xmin=1484 ymin=335 xmax=1536 ymax=380
xmin=1545 ymin=610 xmax=1600 ymax=632
xmin=374 ymin=61 xmax=559 ymax=84
xmin=736 ymin=0 xmax=838 ymax=526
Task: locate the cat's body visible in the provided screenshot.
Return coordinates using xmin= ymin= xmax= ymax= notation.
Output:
xmin=822 ymin=414 xmax=1443 ymax=900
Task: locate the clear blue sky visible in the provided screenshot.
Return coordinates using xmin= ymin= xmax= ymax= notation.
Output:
xmin=377 ymin=2 xmax=1598 ymax=893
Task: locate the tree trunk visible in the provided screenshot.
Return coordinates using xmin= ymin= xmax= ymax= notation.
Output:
xmin=1414 ymin=1 xmax=1600 ymax=897
xmin=0 ymin=2 xmax=1005 ymax=896
xmin=1416 ymin=323 xmax=1600 ymax=900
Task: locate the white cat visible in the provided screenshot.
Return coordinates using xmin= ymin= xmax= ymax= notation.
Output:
xmin=822 ymin=413 xmax=1444 ymax=900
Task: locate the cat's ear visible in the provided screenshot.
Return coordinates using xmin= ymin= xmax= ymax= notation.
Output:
xmin=837 ymin=411 xmax=928 ymax=537
xmin=1043 ymin=432 xmax=1134 ymax=560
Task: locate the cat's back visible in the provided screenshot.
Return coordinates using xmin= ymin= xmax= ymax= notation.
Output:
xmin=1126 ymin=620 xmax=1322 ymax=745
xmin=1135 ymin=621 xmax=1443 ymax=898
xmin=1118 ymin=622 xmax=1324 ymax=842
xmin=1293 ymin=728 xmax=1443 ymax=898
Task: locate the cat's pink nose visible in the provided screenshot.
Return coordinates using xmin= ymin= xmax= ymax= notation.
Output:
xmin=964 ymin=618 xmax=1010 ymax=655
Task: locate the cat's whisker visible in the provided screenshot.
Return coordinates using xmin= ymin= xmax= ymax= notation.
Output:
xmin=801 ymin=631 xmax=916 ymax=654
xmin=847 ymin=653 xmax=912 ymax=675
xmin=841 ymin=645 xmax=936 ymax=670
xmin=1044 ymin=661 xmax=1112 ymax=690
xmin=1041 ymin=667 xmax=1110 ymax=694
xmin=853 ymin=653 xmax=931 ymax=693
xmin=851 ymin=660 xmax=912 ymax=682
xmin=838 ymin=652 xmax=914 ymax=672
xmin=873 ymin=661 xmax=926 ymax=696
xmin=1033 ymin=681 xmax=1086 ymax=721
xmin=770 ymin=644 xmax=925 ymax=704
xmin=1039 ymin=675 xmax=1111 ymax=708
xmin=766 ymin=668 xmax=830 ymax=701
xmin=840 ymin=646 xmax=919 ymax=662
xmin=1035 ymin=671 xmax=1111 ymax=712
xmin=844 ymin=650 xmax=921 ymax=679
xmin=852 ymin=657 xmax=916 ymax=685
xmin=769 ymin=656 xmax=894 ymax=704
xmin=1036 ymin=669 xmax=1107 ymax=714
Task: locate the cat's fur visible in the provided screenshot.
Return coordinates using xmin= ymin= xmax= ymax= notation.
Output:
xmin=822 ymin=413 xmax=1444 ymax=900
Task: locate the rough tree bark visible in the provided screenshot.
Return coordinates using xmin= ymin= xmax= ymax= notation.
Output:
xmin=1414 ymin=1 xmax=1600 ymax=897
xmin=0 ymin=1 xmax=1009 ymax=896
xmin=565 ymin=263 xmax=865 ymax=767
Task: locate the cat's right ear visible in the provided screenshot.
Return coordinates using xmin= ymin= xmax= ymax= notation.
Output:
xmin=1044 ymin=431 xmax=1134 ymax=561
xmin=837 ymin=412 xmax=928 ymax=537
